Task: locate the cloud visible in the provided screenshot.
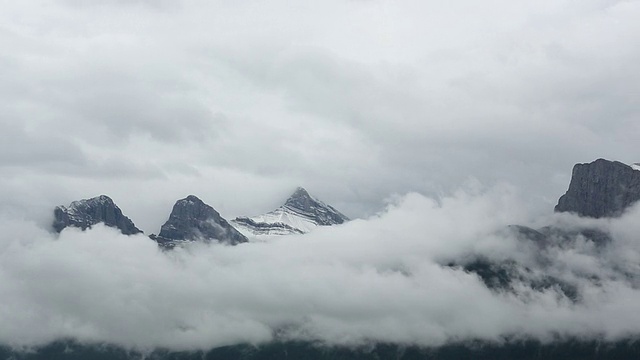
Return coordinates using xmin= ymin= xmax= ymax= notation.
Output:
xmin=1 ymin=0 xmax=639 ymax=223
xmin=1 ymin=187 xmax=640 ymax=351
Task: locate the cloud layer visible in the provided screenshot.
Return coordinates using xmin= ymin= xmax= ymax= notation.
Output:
xmin=1 ymin=188 xmax=640 ymax=351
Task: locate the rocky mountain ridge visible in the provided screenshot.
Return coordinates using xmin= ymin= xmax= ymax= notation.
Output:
xmin=232 ymin=187 xmax=349 ymax=236
xmin=555 ymin=158 xmax=640 ymax=218
xmin=53 ymin=195 xmax=142 ymax=235
xmin=51 ymin=187 xmax=348 ymax=247
xmin=454 ymin=158 xmax=640 ymax=301
xmin=43 ymin=159 xmax=640 ymax=356
xmin=150 ymin=195 xmax=248 ymax=248
xmin=51 ymin=159 xmax=640 ymax=251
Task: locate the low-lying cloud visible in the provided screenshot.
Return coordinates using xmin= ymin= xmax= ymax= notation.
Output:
xmin=1 ymin=186 xmax=640 ymax=351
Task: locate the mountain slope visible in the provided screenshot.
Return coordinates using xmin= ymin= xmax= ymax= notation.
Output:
xmin=52 ymin=195 xmax=142 ymax=235
xmin=232 ymin=187 xmax=349 ymax=236
xmin=151 ymin=195 xmax=248 ymax=247
xmin=453 ymin=158 xmax=636 ymax=304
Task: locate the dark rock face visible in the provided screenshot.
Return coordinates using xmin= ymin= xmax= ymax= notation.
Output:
xmin=153 ymin=195 xmax=247 ymax=245
xmin=283 ymin=187 xmax=349 ymax=226
xmin=555 ymin=158 xmax=640 ymax=218
xmin=53 ymin=195 xmax=142 ymax=235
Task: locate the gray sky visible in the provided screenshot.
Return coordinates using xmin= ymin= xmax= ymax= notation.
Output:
xmin=1 ymin=0 xmax=639 ymax=232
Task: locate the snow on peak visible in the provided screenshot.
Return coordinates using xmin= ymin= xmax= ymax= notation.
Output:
xmin=53 ymin=195 xmax=142 ymax=235
xmin=232 ymin=187 xmax=349 ymax=237
xmin=65 ymin=195 xmax=114 ymax=214
xmin=178 ymin=195 xmax=205 ymax=205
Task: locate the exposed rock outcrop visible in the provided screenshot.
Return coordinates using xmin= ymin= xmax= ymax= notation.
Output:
xmin=53 ymin=195 xmax=142 ymax=235
xmin=505 ymin=224 xmax=611 ymax=248
xmin=555 ymin=159 xmax=640 ymax=218
xmin=283 ymin=187 xmax=349 ymax=226
xmin=151 ymin=195 xmax=247 ymax=247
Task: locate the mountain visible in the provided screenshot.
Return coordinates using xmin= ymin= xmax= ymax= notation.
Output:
xmin=52 ymin=195 xmax=142 ymax=235
xmin=150 ymin=195 xmax=248 ymax=247
xmin=555 ymin=158 xmax=640 ymax=218
xmin=454 ymin=159 xmax=633 ymax=303
xmin=232 ymin=187 xmax=349 ymax=236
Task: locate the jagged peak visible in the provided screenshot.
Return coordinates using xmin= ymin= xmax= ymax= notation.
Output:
xmin=94 ymin=194 xmax=114 ymax=202
xmin=53 ymin=194 xmax=142 ymax=235
xmin=284 ymin=187 xmax=313 ymax=206
xmin=579 ymin=158 xmax=629 ymax=169
xmin=64 ymin=195 xmax=115 ymax=212
xmin=171 ymin=196 xmax=220 ymax=219
xmin=288 ymin=187 xmax=311 ymax=199
xmin=284 ymin=186 xmax=324 ymax=210
xmin=76 ymin=194 xmax=113 ymax=204
xmin=177 ymin=195 xmax=205 ymax=204
xmin=156 ymin=194 xmax=247 ymax=245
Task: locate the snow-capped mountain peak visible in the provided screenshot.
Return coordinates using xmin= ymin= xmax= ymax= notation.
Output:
xmin=64 ymin=195 xmax=114 ymax=215
xmin=232 ymin=187 xmax=349 ymax=236
xmin=53 ymin=195 xmax=142 ymax=235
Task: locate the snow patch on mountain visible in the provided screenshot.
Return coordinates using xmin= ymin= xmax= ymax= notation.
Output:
xmin=232 ymin=187 xmax=349 ymax=236
xmin=52 ymin=195 xmax=142 ymax=235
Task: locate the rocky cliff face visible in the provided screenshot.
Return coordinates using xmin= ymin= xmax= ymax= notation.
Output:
xmin=463 ymin=159 xmax=633 ymax=302
xmin=152 ymin=195 xmax=247 ymax=246
xmin=53 ymin=195 xmax=142 ymax=235
xmin=283 ymin=187 xmax=349 ymax=226
xmin=232 ymin=187 xmax=349 ymax=236
xmin=555 ymin=158 xmax=640 ymax=218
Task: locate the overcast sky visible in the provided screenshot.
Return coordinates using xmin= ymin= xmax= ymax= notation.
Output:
xmin=1 ymin=0 xmax=639 ymax=232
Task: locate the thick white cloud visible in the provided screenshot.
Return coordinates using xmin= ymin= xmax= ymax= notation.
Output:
xmin=1 ymin=189 xmax=640 ymax=350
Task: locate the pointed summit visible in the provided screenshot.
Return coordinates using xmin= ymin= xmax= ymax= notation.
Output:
xmin=232 ymin=187 xmax=349 ymax=236
xmin=151 ymin=195 xmax=248 ymax=247
xmin=282 ymin=187 xmax=349 ymax=226
xmin=283 ymin=187 xmax=315 ymax=210
xmin=53 ymin=195 xmax=142 ymax=235
xmin=289 ymin=186 xmax=310 ymax=198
